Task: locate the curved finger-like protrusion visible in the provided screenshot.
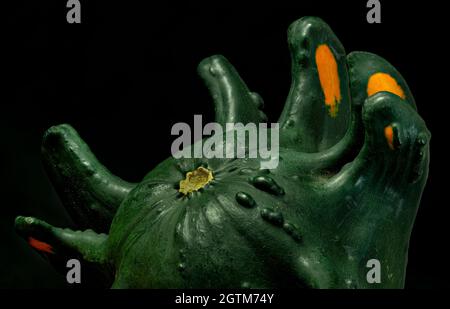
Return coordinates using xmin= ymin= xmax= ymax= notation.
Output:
xmin=15 ymin=216 xmax=108 ymax=265
xmin=327 ymin=92 xmax=430 ymax=194
xmin=279 ymin=17 xmax=352 ymax=152
xmin=198 ymin=55 xmax=267 ymax=126
xmin=347 ymin=51 xmax=416 ymax=110
xmin=42 ymin=124 xmax=137 ymax=233
xmin=322 ymin=92 xmax=429 ymax=287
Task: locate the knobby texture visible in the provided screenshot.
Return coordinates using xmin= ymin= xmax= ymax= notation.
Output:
xmin=15 ymin=17 xmax=430 ymax=288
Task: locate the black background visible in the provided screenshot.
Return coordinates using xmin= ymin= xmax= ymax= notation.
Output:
xmin=2 ymin=0 xmax=448 ymax=289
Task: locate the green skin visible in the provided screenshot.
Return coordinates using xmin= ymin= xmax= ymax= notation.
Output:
xmin=15 ymin=17 xmax=430 ymax=288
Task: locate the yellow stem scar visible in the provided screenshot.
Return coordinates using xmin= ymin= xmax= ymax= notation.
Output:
xmin=367 ymin=72 xmax=406 ymax=99
xmin=384 ymin=125 xmax=395 ymax=150
xmin=315 ymin=44 xmax=341 ymax=118
xmin=179 ymin=166 xmax=213 ymax=195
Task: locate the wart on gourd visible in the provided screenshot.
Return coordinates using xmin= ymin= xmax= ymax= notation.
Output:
xmin=14 ymin=16 xmax=429 ymax=289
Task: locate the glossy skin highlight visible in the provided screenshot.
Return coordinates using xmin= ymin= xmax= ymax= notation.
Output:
xmin=14 ymin=17 xmax=430 ymax=289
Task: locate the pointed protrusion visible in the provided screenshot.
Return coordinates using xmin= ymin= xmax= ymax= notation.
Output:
xmin=326 ymin=92 xmax=430 ymax=193
xmin=42 ymin=124 xmax=136 ymax=232
xmin=15 ymin=216 xmax=108 ymax=264
xmin=198 ymin=55 xmax=267 ymax=126
xmin=279 ymin=17 xmax=352 ymax=152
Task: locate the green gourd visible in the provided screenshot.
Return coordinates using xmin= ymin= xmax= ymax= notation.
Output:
xmin=15 ymin=16 xmax=430 ymax=288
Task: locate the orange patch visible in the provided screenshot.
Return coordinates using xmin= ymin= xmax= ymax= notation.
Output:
xmin=384 ymin=125 xmax=395 ymax=150
xmin=367 ymin=72 xmax=406 ymax=99
xmin=315 ymin=44 xmax=341 ymax=117
xmin=28 ymin=237 xmax=54 ymax=254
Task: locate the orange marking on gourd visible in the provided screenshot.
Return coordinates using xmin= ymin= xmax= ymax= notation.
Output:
xmin=28 ymin=237 xmax=54 ymax=254
xmin=367 ymin=72 xmax=406 ymax=99
xmin=384 ymin=125 xmax=395 ymax=150
xmin=315 ymin=44 xmax=341 ymax=118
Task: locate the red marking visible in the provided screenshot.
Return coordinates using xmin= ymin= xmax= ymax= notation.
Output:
xmin=28 ymin=237 xmax=54 ymax=254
